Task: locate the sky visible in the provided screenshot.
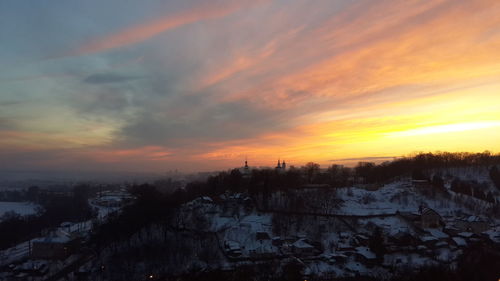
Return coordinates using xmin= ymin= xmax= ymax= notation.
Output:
xmin=1 ymin=0 xmax=500 ymax=173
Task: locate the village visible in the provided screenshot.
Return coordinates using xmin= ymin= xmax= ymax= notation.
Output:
xmin=168 ymin=177 xmax=500 ymax=279
xmin=0 ymin=170 xmax=499 ymax=280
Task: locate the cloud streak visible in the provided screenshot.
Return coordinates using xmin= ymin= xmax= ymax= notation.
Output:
xmin=68 ymin=0 xmax=267 ymax=56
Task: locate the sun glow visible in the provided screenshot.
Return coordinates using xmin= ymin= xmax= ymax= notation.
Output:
xmin=387 ymin=121 xmax=500 ymax=137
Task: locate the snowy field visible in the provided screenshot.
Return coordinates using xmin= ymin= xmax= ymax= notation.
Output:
xmin=0 ymin=201 xmax=39 ymax=218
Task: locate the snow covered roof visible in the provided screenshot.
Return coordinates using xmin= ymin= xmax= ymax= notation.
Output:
xmin=331 ymin=253 xmax=348 ymax=258
xmin=225 ymin=241 xmax=241 ymax=251
xmin=426 ymin=229 xmax=449 ymax=239
xmin=420 ymin=235 xmax=438 ymax=242
xmin=435 ymin=241 xmax=448 ymax=247
xmin=452 ymin=237 xmax=467 ymax=247
xmin=201 ymin=196 xmax=213 ymax=202
xmin=417 ymin=245 xmax=427 ymax=250
xmin=355 ymin=247 xmax=376 ymax=260
xmin=356 ymin=234 xmax=369 ymax=240
xmin=292 ymin=239 xmax=314 ymax=249
xmin=458 ymin=232 xmax=474 ymax=238
xmin=421 ymin=207 xmax=440 ymax=217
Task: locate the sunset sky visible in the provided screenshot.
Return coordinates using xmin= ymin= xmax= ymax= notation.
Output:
xmin=1 ymin=0 xmax=500 ymax=173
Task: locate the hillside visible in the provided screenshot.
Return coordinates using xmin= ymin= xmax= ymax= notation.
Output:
xmin=87 ymin=173 xmax=500 ymax=280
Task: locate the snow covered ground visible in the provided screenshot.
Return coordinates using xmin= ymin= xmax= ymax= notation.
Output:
xmin=336 ymin=181 xmax=495 ymax=219
xmin=0 ymin=201 xmax=39 ymax=218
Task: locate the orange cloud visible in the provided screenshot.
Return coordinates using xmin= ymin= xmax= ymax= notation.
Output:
xmin=70 ymin=0 xmax=266 ymax=56
xmin=85 ymin=146 xmax=173 ymax=163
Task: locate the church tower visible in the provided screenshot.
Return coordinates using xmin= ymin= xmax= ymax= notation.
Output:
xmin=242 ymin=158 xmax=250 ymax=177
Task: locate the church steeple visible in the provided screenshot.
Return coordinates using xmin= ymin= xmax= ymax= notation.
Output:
xmin=242 ymin=157 xmax=250 ymax=177
xmin=276 ymin=159 xmax=281 ymax=169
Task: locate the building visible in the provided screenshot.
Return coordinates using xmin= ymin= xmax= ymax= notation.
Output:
xmin=420 ymin=207 xmax=442 ymax=228
xmin=275 ymin=159 xmax=287 ymax=172
xmin=354 ymin=247 xmax=377 ymax=267
xmin=241 ymin=159 xmax=251 ymax=178
xmin=224 ymin=241 xmax=242 ymax=257
xmin=256 ymin=231 xmax=271 ymax=241
xmin=454 ymin=216 xmax=490 ymax=234
xmin=291 ymin=238 xmax=316 ymax=256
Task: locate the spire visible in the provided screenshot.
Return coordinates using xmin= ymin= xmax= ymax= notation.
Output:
xmin=282 ymin=160 xmax=286 ymax=170
xmin=242 ymin=157 xmax=250 ymax=177
xmin=277 ymin=159 xmax=281 ymax=169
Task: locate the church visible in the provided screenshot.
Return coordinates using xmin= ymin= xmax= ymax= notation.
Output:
xmin=238 ymin=159 xmax=288 ymax=176
xmin=275 ymin=159 xmax=287 ymax=172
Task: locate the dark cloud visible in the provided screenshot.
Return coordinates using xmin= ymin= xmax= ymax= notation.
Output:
xmin=118 ymin=98 xmax=288 ymax=148
xmin=0 ymin=118 xmax=17 ymax=130
xmin=83 ymin=73 xmax=143 ymax=84
xmin=70 ymin=90 xmax=132 ymax=115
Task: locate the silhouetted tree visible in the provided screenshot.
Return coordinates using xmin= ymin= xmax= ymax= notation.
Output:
xmin=355 ymin=162 xmax=376 ymax=183
xmin=369 ymin=227 xmax=386 ymax=262
xmin=303 ymin=162 xmax=320 ymax=183
xmin=490 ymin=166 xmax=500 ymax=190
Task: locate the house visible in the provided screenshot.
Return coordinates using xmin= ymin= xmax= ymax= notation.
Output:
xmin=330 ymin=253 xmax=348 ymax=264
xmin=224 ymin=241 xmax=242 ymax=257
xmin=355 ymin=234 xmax=370 ymax=246
xmin=220 ymin=194 xmax=241 ymax=218
xmin=292 ymin=239 xmax=316 ymax=256
xmin=256 ymin=231 xmax=271 ymax=241
xmin=248 ymin=244 xmax=277 ymax=259
xmin=272 ymin=236 xmax=283 ymax=246
xmin=337 ymin=232 xmax=356 ymax=251
xmin=354 ymin=247 xmax=377 ymax=267
xmin=443 ymin=225 xmax=460 ymax=236
xmin=31 ymin=229 xmax=80 ymax=259
xmin=416 ymin=245 xmax=430 ymax=255
xmin=388 ymin=232 xmax=419 ymax=250
xmin=454 ymin=216 xmax=490 ymax=234
xmin=451 ymin=237 xmax=467 ymax=247
xmin=420 ymin=207 xmax=442 ymax=228
xmin=336 ymin=240 xmax=355 ymax=252
xmin=420 ymin=235 xmax=439 ymax=247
